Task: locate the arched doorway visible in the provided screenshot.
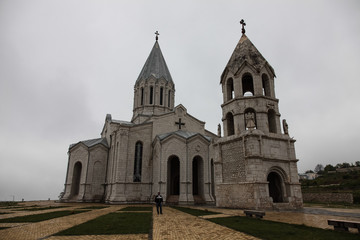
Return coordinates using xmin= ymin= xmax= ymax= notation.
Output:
xmin=267 ymin=172 xmax=283 ymax=203
xmin=167 ymin=156 xmax=180 ymax=195
xmin=71 ymin=162 xmax=82 ymax=198
xmin=192 ymin=156 xmax=203 ymax=196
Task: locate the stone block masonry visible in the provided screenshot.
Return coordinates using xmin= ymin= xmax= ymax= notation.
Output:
xmin=302 ymin=193 xmax=353 ymax=204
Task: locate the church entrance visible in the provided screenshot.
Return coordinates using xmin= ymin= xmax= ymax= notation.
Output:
xmin=267 ymin=172 xmax=283 ymax=203
xmin=70 ymin=162 xmax=82 ymax=199
xmin=167 ymin=156 xmax=180 ymax=196
xmin=192 ymin=156 xmax=204 ymax=204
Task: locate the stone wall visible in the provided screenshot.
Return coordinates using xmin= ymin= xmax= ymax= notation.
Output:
xmin=302 ymin=192 xmax=353 ymax=204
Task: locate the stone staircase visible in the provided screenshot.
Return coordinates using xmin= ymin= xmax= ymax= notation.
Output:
xmin=166 ymin=195 xmax=179 ymax=205
xmin=273 ymin=202 xmax=292 ymax=211
xmin=193 ymin=195 xmax=206 ymax=205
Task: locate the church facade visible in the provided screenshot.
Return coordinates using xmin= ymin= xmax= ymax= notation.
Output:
xmin=61 ymin=25 xmax=303 ymax=209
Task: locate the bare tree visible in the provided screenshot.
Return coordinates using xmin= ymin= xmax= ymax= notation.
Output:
xmin=314 ymin=164 xmax=324 ymax=173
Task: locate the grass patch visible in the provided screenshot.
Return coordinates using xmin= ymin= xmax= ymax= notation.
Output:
xmin=208 ymin=216 xmax=359 ymax=240
xmin=55 ymin=212 xmax=152 ymax=235
xmin=0 ymin=210 xmax=87 ymax=223
xmin=78 ymin=206 xmax=109 ymax=210
xmin=0 ymin=202 xmax=18 ymax=207
xmin=19 ymin=206 xmax=67 ymax=211
xmin=119 ymin=206 xmax=152 ymax=211
xmin=172 ymin=206 xmax=220 ymax=216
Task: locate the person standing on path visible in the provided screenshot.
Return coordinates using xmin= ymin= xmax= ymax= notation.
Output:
xmin=155 ymin=192 xmax=163 ymax=215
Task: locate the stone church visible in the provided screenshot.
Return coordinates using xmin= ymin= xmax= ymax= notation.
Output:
xmin=61 ymin=24 xmax=303 ymax=209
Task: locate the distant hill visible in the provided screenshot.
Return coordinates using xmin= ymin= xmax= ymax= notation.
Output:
xmin=301 ymin=170 xmax=360 ymax=203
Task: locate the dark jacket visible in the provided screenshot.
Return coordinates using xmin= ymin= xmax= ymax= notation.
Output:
xmin=155 ymin=194 xmax=163 ymax=203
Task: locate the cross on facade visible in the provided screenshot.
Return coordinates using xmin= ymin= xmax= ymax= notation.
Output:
xmin=175 ymin=118 xmax=185 ymax=130
xmin=240 ymin=19 xmax=246 ymax=34
xmin=155 ymin=31 xmax=159 ymax=41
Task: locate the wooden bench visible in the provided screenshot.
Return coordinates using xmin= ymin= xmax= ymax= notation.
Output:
xmin=328 ymin=219 xmax=360 ymax=233
xmin=244 ymin=210 xmax=265 ymax=219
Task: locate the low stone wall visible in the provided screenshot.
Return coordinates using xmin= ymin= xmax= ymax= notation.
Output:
xmin=302 ymin=192 xmax=353 ymax=204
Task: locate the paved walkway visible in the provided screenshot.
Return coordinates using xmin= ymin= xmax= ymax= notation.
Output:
xmin=1 ymin=201 xmax=360 ymax=239
xmin=152 ymin=206 xmax=259 ymax=240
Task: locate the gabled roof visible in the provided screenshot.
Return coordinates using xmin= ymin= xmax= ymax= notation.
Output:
xmin=136 ymin=40 xmax=173 ymax=84
xmin=157 ymin=130 xmax=211 ymax=142
xmin=70 ymin=137 xmax=109 ymax=149
xmin=221 ymin=34 xmax=275 ymax=83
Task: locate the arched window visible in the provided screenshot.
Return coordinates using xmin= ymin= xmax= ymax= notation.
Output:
xmin=133 ymin=141 xmax=143 ymax=182
xmin=226 ymin=78 xmax=234 ymax=101
xmin=262 ymin=74 xmax=271 ymax=97
xmin=160 ymin=87 xmax=164 ymax=105
xmin=168 ymin=90 xmax=171 ymax=107
xmin=242 ymin=73 xmax=254 ymax=96
xmin=244 ymin=108 xmax=257 ymax=130
xmin=268 ymin=109 xmax=277 ymax=133
xmin=149 ymin=86 xmax=154 ymax=104
xmin=140 ymin=87 xmax=144 ymax=105
xmin=226 ymin=112 xmax=234 ymax=136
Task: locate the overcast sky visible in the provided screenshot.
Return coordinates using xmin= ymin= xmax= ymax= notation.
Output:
xmin=1 ymin=0 xmax=359 ymax=201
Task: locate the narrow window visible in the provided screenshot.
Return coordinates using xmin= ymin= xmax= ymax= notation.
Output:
xmin=133 ymin=141 xmax=143 ymax=182
xmin=262 ymin=74 xmax=271 ymax=97
xmin=168 ymin=90 xmax=171 ymax=107
xmin=140 ymin=87 xmax=144 ymax=105
xmin=226 ymin=112 xmax=235 ymax=136
xmin=160 ymin=87 xmax=164 ymax=105
xmin=226 ymin=78 xmax=234 ymax=101
xmin=268 ymin=109 xmax=277 ymax=133
xmin=149 ymin=86 xmax=153 ymax=104
xmin=242 ymin=73 xmax=254 ymax=96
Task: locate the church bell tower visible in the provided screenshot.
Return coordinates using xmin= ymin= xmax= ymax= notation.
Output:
xmin=214 ymin=20 xmax=303 ymax=210
xmin=132 ymin=31 xmax=175 ymax=124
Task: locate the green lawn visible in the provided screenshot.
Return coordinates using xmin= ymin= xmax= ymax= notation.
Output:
xmin=0 ymin=210 xmax=87 ymax=223
xmin=209 ymin=216 xmax=359 ymax=240
xmin=78 ymin=206 xmax=109 ymax=210
xmin=55 ymin=212 xmax=152 ymax=235
xmin=171 ymin=206 xmax=220 ymax=216
xmin=119 ymin=206 xmax=152 ymax=211
xmin=18 ymin=206 xmax=67 ymax=211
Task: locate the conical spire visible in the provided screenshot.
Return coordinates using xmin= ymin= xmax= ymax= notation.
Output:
xmin=136 ymin=40 xmax=173 ymax=84
xmin=223 ymin=33 xmax=275 ymax=82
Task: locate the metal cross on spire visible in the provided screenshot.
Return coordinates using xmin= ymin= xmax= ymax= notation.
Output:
xmin=240 ymin=19 xmax=246 ymax=34
xmin=155 ymin=31 xmax=160 ymax=41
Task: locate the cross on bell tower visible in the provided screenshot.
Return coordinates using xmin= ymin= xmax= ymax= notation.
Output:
xmin=240 ymin=19 xmax=246 ymax=34
xmin=155 ymin=31 xmax=159 ymax=41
